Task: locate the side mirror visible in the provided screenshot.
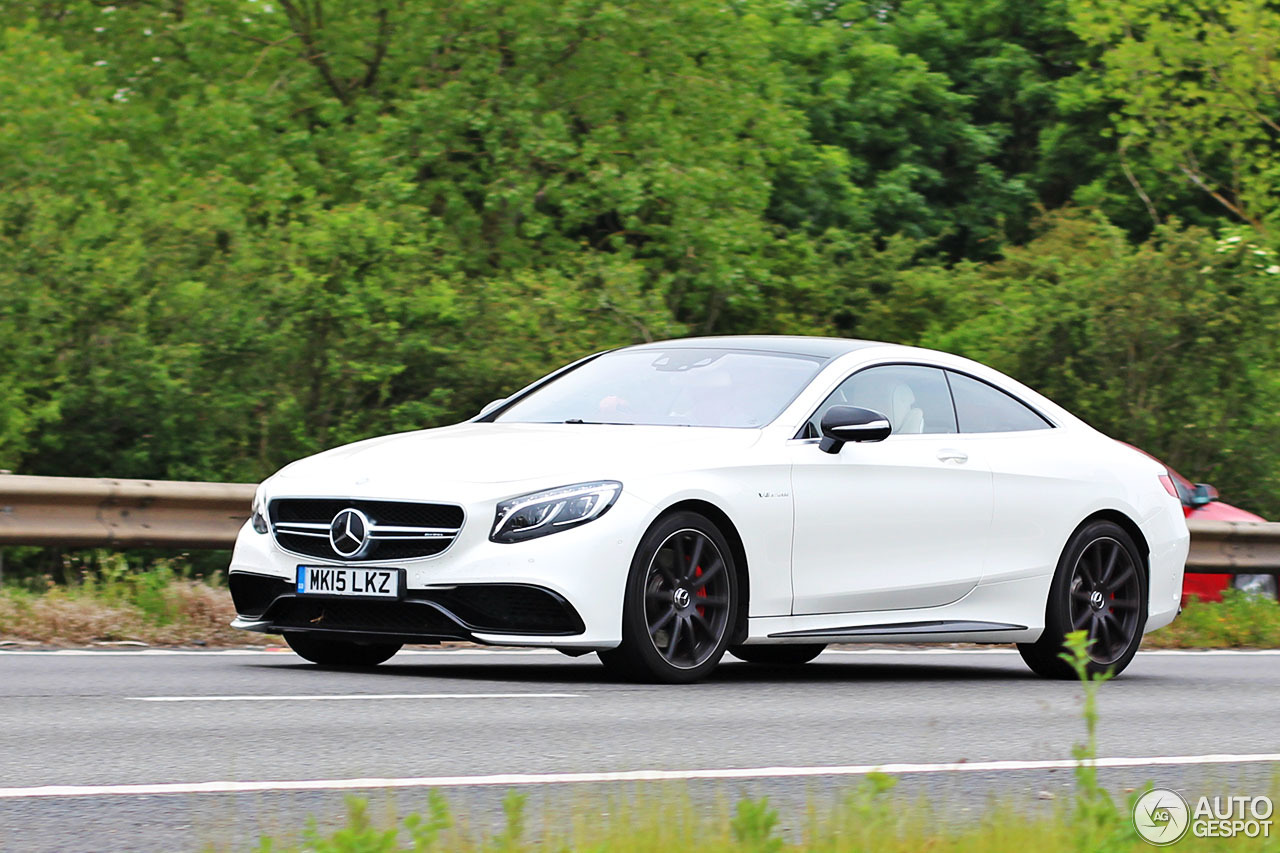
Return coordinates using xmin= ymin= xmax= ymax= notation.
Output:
xmin=819 ymin=405 xmax=891 ymax=454
xmin=477 ymin=397 xmax=507 ymax=418
xmin=1190 ymin=483 xmax=1219 ymax=507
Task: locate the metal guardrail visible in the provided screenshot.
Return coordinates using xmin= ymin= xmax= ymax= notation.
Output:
xmin=1184 ymin=519 xmax=1280 ymax=573
xmin=0 ymin=475 xmax=254 ymax=551
xmin=0 ymin=474 xmax=1276 ymax=573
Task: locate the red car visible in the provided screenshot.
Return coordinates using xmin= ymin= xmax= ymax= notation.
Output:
xmin=1132 ymin=447 xmax=1276 ymax=603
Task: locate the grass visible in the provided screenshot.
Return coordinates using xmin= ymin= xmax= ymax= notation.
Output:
xmin=1145 ymin=588 xmax=1280 ymax=648
xmin=223 ymin=782 xmax=1280 ymax=853
xmin=0 ymin=551 xmax=252 ymax=646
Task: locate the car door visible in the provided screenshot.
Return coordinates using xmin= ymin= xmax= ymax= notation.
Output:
xmin=788 ymin=364 xmax=994 ymax=615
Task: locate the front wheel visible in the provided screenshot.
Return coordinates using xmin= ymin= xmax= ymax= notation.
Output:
xmin=1018 ymin=520 xmax=1147 ymax=679
xmin=729 ymin=644 xmax=826 ymax=665
xmin=283 ymin=632 xmax=402 ymax=667
xmin=599 ymin=512 xmax=738 ymax=684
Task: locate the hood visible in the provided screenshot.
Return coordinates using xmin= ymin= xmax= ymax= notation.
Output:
xmin=268 ymin=422 xmax=763 ymax=498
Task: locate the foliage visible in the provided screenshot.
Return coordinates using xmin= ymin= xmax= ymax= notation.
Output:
xmin=1146 ymin=588 xmax=1280 ymax=649
xmin=0 ymin=553 xmax=246 ymax=645
xmin=1058 ymin=630 xmax=1127 ymax=853
xmin=233 ymin=777 xmax=1280 ymax=852
xmin=729 ymin=797 xmax=784 ymax=853
xmin=1070 ymin=0 xmax=1280 ymax=233
xmin=762 ymin=1 xmax=1033 ymax=259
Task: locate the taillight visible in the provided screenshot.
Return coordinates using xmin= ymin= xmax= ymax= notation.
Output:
xmin=1158 ymin=474 xmax=1178 ymax=498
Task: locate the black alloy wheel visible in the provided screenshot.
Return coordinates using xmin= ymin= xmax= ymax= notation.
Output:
xmin=1018 ymin=520 xmax=1147 ymax=679
xmin=1067 ymin=536 xmax=1143 ymax=665
xmin=599 ymin=511 xmax=738 ymax=683
xmin=283 ymin=632 xmax=402 ymax=667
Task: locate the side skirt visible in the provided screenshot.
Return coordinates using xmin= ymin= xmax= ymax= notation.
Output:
xmin=768 ymin=620 xmax=1026 ymax=639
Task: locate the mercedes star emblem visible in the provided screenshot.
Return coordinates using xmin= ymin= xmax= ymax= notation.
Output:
xmin=329 ymin=508 xmax=372 ymax=558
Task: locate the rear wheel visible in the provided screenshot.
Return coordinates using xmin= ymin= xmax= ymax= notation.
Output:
xmin=283 ymin=632 xmax=402 ymax=667
xmin=1018 ymin=520 xmax=1147 ymax=679
xmin=599 ymin=511 xmax=738 ymax=684
xmin=729 ymin=644 xmax=826 ymax=665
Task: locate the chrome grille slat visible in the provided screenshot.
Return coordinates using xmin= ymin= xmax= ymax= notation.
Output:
xmin=268 ymin=498 xmax=465 ymax=562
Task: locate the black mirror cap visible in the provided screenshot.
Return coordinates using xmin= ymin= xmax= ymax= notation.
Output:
xmin=1190 ymin=483 xmax=1219 ymax=507
xmin=819 ymin=405 xmax=892 ymax=454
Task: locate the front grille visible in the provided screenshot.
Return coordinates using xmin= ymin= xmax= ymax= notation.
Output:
xmin=265 ymin=598 xmax=464 ymax=637
xmin=229 ymin=573 xmax=293 ymax=617
xmin=269 ymin=498 xmax=464 ymax=562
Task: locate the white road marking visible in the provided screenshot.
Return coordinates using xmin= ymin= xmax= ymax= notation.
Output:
xmin=1 ymin=754 xmax=1277 ymax=800
xmin=132 ymin=692 xmax=580 ymax=702
xmin=2 ymin=647 xmax=1279 ymax=657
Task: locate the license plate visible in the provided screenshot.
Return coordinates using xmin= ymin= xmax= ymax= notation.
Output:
xmin=295 ymin=566 xmax=403 ymax=598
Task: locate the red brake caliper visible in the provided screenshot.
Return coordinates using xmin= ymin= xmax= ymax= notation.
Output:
xmin=694 ymin=565 xmax=706 ymax=617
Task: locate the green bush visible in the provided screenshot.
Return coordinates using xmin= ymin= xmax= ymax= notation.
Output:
xmin=1147 ymin=589 xmax=1280 ymax=649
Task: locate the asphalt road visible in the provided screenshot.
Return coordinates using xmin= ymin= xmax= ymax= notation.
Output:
xmin=0 ymin=647 xmax=1277 ymax=851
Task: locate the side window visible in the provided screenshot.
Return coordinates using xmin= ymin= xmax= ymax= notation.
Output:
xmin=808 ymin=365 xmax=957 ymax=436
xmin=947 ymin=371 xmax=1052 ymax=433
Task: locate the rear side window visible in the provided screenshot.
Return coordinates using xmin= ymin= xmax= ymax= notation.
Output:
xmin=947 ymin=371 xmax=1052 ymax=433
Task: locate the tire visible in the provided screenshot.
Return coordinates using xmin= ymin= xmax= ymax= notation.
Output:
xmin=728 ymin=644 xmax=826 ymax=665
xmin=283 ymin=632 xmax=402 ymax=667
xmin=598 ymin=511 xmax=739 ymax=684
xmin=1018 ymin=520 xmax=1147 ymax=680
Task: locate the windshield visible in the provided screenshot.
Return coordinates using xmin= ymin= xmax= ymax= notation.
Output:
xmin=495 ymin=348 xmax=826 ymax=428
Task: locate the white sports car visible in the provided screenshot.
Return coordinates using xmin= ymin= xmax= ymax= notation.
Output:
xmin=228 ymin=336 xmax=1188 ymax=682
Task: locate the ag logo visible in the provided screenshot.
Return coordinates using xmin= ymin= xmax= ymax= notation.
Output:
xmin=1133 ymin=788 xmax=1191 ymax=846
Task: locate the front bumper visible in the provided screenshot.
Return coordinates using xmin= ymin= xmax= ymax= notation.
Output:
xmin=230 ymin=573 xmax=585 ymax=644
xmin=227 ymin=490 xmax=652 ymax=648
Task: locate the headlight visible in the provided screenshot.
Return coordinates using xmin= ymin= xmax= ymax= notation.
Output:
xmin=1232 ymin=573 xmax=1279 ymax=600
xmin=491 ymin=481 xmax=622 ymax=543
xmin=250 ymin=491 xmax=270 ymax=535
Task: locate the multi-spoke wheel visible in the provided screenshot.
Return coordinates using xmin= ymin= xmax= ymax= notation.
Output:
xmin=1018 ymin=520 xmax=1147 ymax=679
xmin=599 ymin=511 xmax=738 ymax=683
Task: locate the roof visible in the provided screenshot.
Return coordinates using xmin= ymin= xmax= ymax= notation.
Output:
xmin=622 ymin=335 xmax=887 ymax=360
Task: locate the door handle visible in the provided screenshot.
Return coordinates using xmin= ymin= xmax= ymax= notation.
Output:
xmin=936 ymin=448 xmax=969 ymax=464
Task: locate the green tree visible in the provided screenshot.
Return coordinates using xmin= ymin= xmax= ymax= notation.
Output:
xmin=763 ymin=1 xmax=1035 ymax=260
xmin=0 ymin=1 xmax=826 ymax=479
xmin=1070 ymin=0 xmax=1280 ymax=235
